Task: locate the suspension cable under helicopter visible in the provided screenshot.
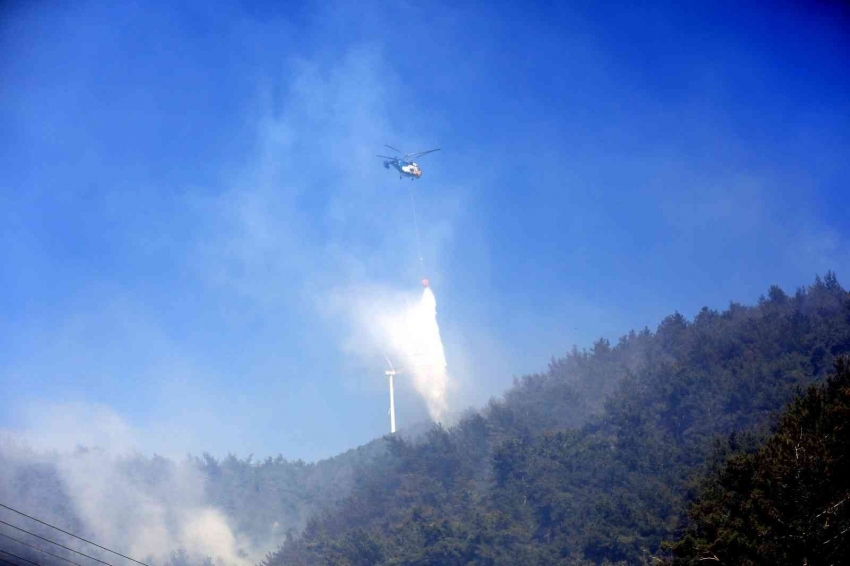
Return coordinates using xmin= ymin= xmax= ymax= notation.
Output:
xmin=409 ymin=184 xmax=424 ymax=275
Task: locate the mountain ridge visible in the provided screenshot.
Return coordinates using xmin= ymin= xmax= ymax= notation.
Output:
xmin=264 ymin=272 xmax=850 ymax=566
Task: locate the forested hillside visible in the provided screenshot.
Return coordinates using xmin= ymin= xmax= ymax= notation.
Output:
xmin=264 ymin=273 xmax=850 ymax=566
xmin=0 ymin=437 xmax=386 ymax=565
xmin=192 ymin=439 xmax=389 ymax=549
xmin=2 ymin=274 xmax=847 ymax=566
xmin=668 ymin=357 xmax=850 ymax=565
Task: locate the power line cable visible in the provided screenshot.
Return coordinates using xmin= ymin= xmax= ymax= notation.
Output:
xmin=0 ymin=521 xmax=112 ymax=566
xmin=0 ymin=549 xmax=41 ymax=566
xmin=0 ymin=557 xmax=23 ymax=566
xmin=0 ymin=504 xmax=147 ymax=566
xmin=0 ymin=532 xmax=86 ymax=566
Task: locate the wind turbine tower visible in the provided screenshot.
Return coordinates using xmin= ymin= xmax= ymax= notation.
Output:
xmin=384 ymin=357 xmax=402 ymax=434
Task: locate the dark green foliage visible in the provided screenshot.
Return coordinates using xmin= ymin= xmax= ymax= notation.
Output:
xmin=668 ymin=357 xmax=850 ymax=565
xmin=194 ymin=442 xmax=383 ymax=547
xmin=263 ymin=273 xmax=850 ymax=566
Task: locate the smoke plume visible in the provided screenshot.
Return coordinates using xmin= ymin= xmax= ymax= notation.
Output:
xmin=0 ymin=413 xmax=260 ymax=566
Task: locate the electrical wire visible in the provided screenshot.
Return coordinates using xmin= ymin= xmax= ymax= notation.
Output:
xmin=0 ymin=504 xmax=147 ymax=566
xmin=0 ymin=549 xmax=41 ymax=566
xmin=0 ymin=532 xmax=86 ymax=566
xmin=0 ymin=521 xmax=112 ymax=566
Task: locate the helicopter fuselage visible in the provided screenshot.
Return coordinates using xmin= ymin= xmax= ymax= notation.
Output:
xmin=384 ymin=159 xmax=422 ymax=179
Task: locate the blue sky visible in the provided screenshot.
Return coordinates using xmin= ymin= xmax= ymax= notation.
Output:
xmin=1 ymin=1 xmax=848 ymax=461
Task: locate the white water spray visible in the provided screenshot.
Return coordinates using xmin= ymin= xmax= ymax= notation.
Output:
xmin=338 ymin=282 xmax=451 ymax=425
xmin=404 ymin=287 xmax=449 ymax=422
xmin=379 ymin=287 xmax=449 ymax=424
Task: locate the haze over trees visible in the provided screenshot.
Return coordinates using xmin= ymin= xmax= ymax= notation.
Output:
xmin=263 ymin=272 xmax=850 ymax=566
xmin=0 ymin=440 xmax=384 ymax=566
xmin=2 ymin=273 xmax=848 ymax=566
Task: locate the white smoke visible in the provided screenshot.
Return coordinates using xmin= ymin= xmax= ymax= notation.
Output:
xmin=332 ymin=283 xmax=452 ymax=423
xmin=0 ymin=408 xmax=260 ymax=566
xmin=55 ymin=450 xmax=251 ymax=565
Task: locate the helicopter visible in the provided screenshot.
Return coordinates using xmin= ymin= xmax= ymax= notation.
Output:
xmin=376 ymin=145 xmax=440 ymax=180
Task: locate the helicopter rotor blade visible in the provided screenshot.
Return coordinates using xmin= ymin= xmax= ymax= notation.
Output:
xmin=404 ymin=148 xmax=441 ymax=160
xmin=376 ymin=155 xmax=397 ymax=159
xmin=384 ymin=145 xmax=404 ymax=154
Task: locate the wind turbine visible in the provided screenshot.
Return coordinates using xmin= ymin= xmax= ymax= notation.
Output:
xmin=384 ymin=356 xmax=403 ymax=434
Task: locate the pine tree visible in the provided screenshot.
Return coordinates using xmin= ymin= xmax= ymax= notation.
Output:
xmin=668 ymin=357 xmax=850 ymax=565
